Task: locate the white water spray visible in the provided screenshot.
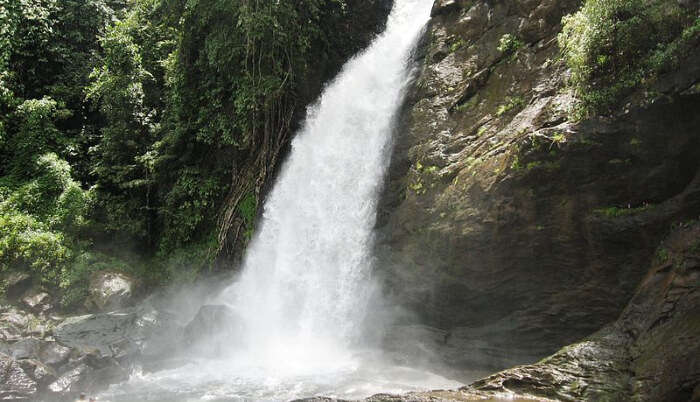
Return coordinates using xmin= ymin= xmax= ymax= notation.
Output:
xmin=216 ymin=0 xmax=433 ymax=372
xmin=101 ymin=1 xmax=462 ymax=400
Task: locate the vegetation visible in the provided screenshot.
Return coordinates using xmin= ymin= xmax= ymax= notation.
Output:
xmin=559 ymin=0 xmax=700 ymax=117
xmin=0 ymin=0 xmax=377 ymax=309
xmin=594 ymin=204 xmax=654 ymax=218
xmin=497 ymin=33 xmax=522 ymax=55
xmin=496 ymin=96 xmax=525 ymax=116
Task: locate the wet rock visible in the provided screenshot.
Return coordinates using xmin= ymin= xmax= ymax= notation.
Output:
xmin=47 ymin=363 xmax=88 ymax=395
xmin=379 ymin=223 xmax=700 ymax=402
xmin=21 ymin=289 xmax=52 ymax=313
xmin=54 ymin=305 xmax=183 ymax=361
xmin=0 ymin=307 xmax=48 ymax=341
xmin=183 ymin=305 xmax=243 ymax=355
xmin=4 ymin=338 xmax=42 ymax=360
xmin=0 ymin=353 xmax=37 ymax=400
xmin=430 ymin=0 xmax=463 ymax=17
xmin=39 ymin=341 xmax=72 ymax=367
xmin=18 ymin=359 xmax=56 ymax=388
xmin=4 ymin=272 xmax=32 ymax=301
xmin=85 ymin=270 xmax=139 ymax=312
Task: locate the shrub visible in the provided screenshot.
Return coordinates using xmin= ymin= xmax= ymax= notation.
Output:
xmin=497 ymin=33 xmax=522 ymax=54
xmin=0 ymin=210 xmax=70 ymax=284
xmin=559 ymin=0 xmax=700 ymax=116
xmin=0 ymin=153 xmax=92 ymax=297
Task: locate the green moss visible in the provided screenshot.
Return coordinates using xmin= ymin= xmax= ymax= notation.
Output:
xmin=238 ymin=192 xmax=258 ymax=241
xmin=455 ymin=94 xmax=480 ymax=113
xmin=496 ymin=96 xmax=525 ymax=116
xmin=449 ymin=37 xmax=466 ymax=53
xmin=654 ymin=247 xmax=670 ymax=264
xmin=511 ymin=155 xmax=522 ymax=171
xmin=594 ymin=204 xmax=654 ymax=218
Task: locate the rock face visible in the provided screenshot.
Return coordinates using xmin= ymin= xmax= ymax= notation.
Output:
xmin=85 ymin=270 xmax=139 ymax=312
xmin=301 ymin=221 xmax=700 ymax=402
xmin=375 ymin=0 xmax=700 ymax=374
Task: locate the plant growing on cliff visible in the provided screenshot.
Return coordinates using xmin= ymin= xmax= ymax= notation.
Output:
xmin=559 ymin=0 xmax=700 ymax=117
xmin=496 ymin=96 xmax=525 ymax=116
xmin=497 ymin=33 xmax=522 ymax=55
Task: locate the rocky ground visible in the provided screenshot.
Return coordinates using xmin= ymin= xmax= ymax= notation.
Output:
xmin=0 ymin=271 xmax=237 ymax=401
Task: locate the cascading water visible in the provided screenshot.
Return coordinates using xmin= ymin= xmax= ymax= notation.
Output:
xmin=217 ymin=0 xmax=432 ymax=370
xmin=100 ymin=1 xmax=461 ymax=400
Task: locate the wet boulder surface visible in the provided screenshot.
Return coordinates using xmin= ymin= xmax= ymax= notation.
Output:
xmin=84 ymin=271 xmax=140 ymax=312
xmin=0 ymin=301 xmax=185 ymax=401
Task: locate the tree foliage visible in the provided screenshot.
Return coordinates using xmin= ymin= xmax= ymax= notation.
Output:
xmin=559 ymin=0 xmax=700 ymax=116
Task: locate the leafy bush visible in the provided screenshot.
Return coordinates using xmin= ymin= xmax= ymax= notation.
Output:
xmin=0 ymin=153 xmax=92 ymax=296
xmin=559 ymin=0 xmax=700 ymax=116
xmin=497 ymin=33 xmax=522 ymax=55
xmin=0 ymin=211 xmax=70 ymax=283
xmin=2 ymin=153 xmax=92 ymax=230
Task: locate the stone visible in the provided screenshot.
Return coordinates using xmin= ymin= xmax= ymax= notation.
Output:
xmin=430 ymin=0 xmax=471 ymax=17
xmin=17 ymin=359 xmax=56 ymax=387
xmin=21 ymin=289 xmax=52 ymax=313
xmin=183 ymin=305 xmax=243 ymax=355
xmin=54 ymin=305 xmax=183 ymax=361
xmin=39 ymin=341 xmax=72 ymax=367
xmin=0 ymin=353 xmax=37 ymax=400
xmin=0 ymin=308 xmax=37 ymax=341
xmin=47 ymin=363 xmax=88 ymax=394
xmin=85 ymin=270 xmax=139 ymax=312
xmin=4 ymin=272 xmax=32 ymax=301
xmin=5 ymin=338 xmax=42 ymax=360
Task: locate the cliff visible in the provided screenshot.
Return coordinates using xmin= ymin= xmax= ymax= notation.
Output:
xmin=375 ymin=0 xmax=700 ymax=394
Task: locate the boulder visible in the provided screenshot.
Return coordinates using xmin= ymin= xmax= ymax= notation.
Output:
xmin=0 ymin=353 xmax=37 ymax=400
xmin=54 ymin=305 xmax=183 ymax=361
xmin=17 ymin=359 xmax=56 ymax=388
xmin=4 ymin=272 xmax=32 ymax=301
xmin=39 ymin=341 xmax=72 ymax=367
xmin=4 ymin=338 xmax=42 ymax=360
xmin=183 ymin=305 xmax=244 ymax=356
xmin=21 ymin=289 xmax=52 ymax=313
xmin=0 ymin=307 xmax=47 ymax=341
xmin=47 ymin=363 xmax=88 ymax=395
xmin=85 ymin=271 xmax=139 ymax=312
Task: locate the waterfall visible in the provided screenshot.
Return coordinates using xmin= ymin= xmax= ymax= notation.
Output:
xmin=100 ymin=2 xmax=461 ymax=400
xmin=216 ymin=0 xmax=433 ymax=370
